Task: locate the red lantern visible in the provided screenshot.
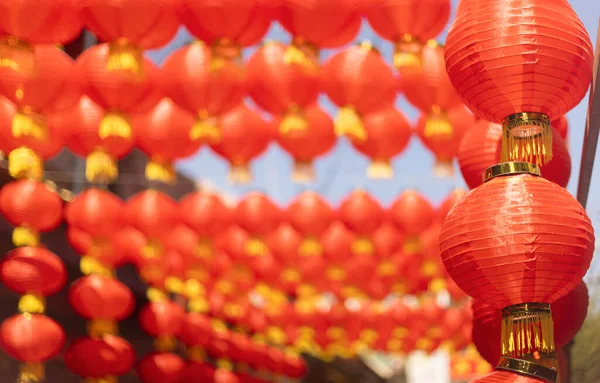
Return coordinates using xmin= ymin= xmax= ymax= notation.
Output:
xmin=388 ymin=190 xmax=434 ymax=254
xmin=0 ymin=180 xmax=63 ymax=247
xmin=180 ymin=361 xmax=215 ymax=382
xmin=415 ymin=105 xmax=474 ymax=177
xmin=371 ymin=223 xmax=404 ymax=286
xmin=210 ymin=104 xmax=272 ymax=183
xmin=246 ymin=41 xmax=320 ymax=135
xmin=124 ymin=190 xmax=178 ymax=251
xmin=161 ymin=43 xmax=245 ymax=145
xmin=286 ymin=191 xmax=335 ymax=257
xmin=350 ymin=106 xmax=411 ymax=179
xmin=75 ymin=43 xmax=162 ymax=140
xmin=139 ymin=301 xmax=186 ymax=340
xmin=266 ymin=224 xmax=302 ymax=295
xmin=275 ymin=104 xmax=336 ymax=182
xmin=444 ymin=0 xmax=594 ymax=165
xmin=236 ymin=192 xmax=281 ymax=258
xmin=134 ymin=98 xmax=202 ymax=183
xmin=436 ymin=189 xmax=466 ymax=224
xmin=64 ymin=335 xmax=135 ymax=378
xmin=68 ymin=275 xmax=135 ymax=321
xmin=553 ymin=116 xmax=568 ymax=140
xmin=137 ymin=352 xmax=185 ymax=383
xmin=178 ymin=0 xmax=274 ymax=67
xmin=458 ymin=122 xmax=571 ymax=189
xmin=321 ymin=43 xmax=397 ymax=142
xmin=78 ymin=0 xmax=178 ymax=76
xmin=338 ymin=190 xmax=384 ymax=256
xmin=65 ymin=188 xmax=123 ymax=239
xmin=366 ymin=0 xmax=451 ymax=69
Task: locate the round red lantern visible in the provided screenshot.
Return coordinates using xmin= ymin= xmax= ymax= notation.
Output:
xmin=338 ymin=190 xmax=384 ymax=256
xmin=553 ymin=116 xmax=569 ymax=140
xmin=161 ymin=43 xmax=245 ymax=145
xmin=266 ymin=224 xmax=302 ymax=295
xmin=180 ymin=361 xmax=215 ymax=382
xmin=0 ymin=314 xmax=65 ymax=363
xmin=458 ymin=122 xmax=571 ymax=189
xmin=366 ymin=0 xmax=451 ymax=69
xmin=444 ymin=0 xmax=594 ymax=165
xmin=321 ymin=42 xmax=397 ymax=142
xmin=137 ymin=352 xmax=185 ymax=383
xmin=350 ymin=106 xmax=411 ymax=179
xmin=286 ymin=191 xmax=335 ymax=256
xmin=139 ymin=301 xmax=186 ymax=339
xmin=436 ymin=189 xmax=466 ymax=224
xmin=64 ymin=335 xmax=135 ymax=378
xmin=210 ymin=104 xmax=272 ymax=183
xmin=235 ymin=192 xmax=281 ymax=257
xmin=275 ymin=104 xmax=337 ymax=182
xmin=78 ymin=0 xmax=178 ymax=76
xmin=124 ymin=190 xmax=178 ymax=251
xmin=388 ymin=190 xmax=434 ymax=254
xmin=65 ymin=188 xmax=123 ymax=239
xmin=75 ymin=43 xmax=162 ymax=140
xmin=68 ymin=275 xmax=135 ymax=321
xmin=246 ymin=41 xmax=320 ymax=135
xmin=0 ymin=180 xmax=63 ymax=247
xmin=134 ymin=98 xmax=202 ymax=183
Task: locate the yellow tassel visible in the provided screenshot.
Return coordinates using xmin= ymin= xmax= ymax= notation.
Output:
xmin=165 ymin=276 xmax=184 ymax=295
xmin=154 ymin=335 xmax=177 ymax=353
xmin=187 ymin=346 xmax=206 ymax=362
xmin=142 ymin=240 xmax=162 ymax=259
xmin=326 ymin=266 xmax=346 ymax=281
xmin=13 ymin=226 xmax=39 ymax=247
xmin=284 ymin=39 xmax=319 ymax=71
xmin=280 ymin=108 xmax=308 ymax=135
xmin=12 ymin=109 xmax=47 ymax=140
xmin=393 ymin=327 xmax=409 ymax=339
xmin=18 ymin=294 xmax=45 ymax=314
xmin=403 ymin=236 xmax=423 ymax=255
xmin=9 ymin=147 xmax=43 ymax=180
xmin=146 ymin=287 xmax=168 ymax=303
xmin=19 ymin=362 xmax=44 ymax=383
xmin=281 ymin=268 xmax=301 ymax=283
xmin=429 ymin=278 xmax=447 ymax=294
xmin=107 ymin=39 xmax=144 ymax=78
xmin=145 ymin=160 xmax=176 ymax=183
xmin=267 ymin=326 xmax=288 ymax=345
xmin=291 ymin=160 xmax=315 ymax=183
xmin=299 ymin=237 xmax=322 ymax=257
xmin=501 ymin=303 xmax=555 ymax=359
xmin=433 ymin=159 xmax=454 ymax=178
xmin=190 ymin=111 xmax=220 ymax=144
xmin=394 ymin=34 xmax=423 ymax=71
xmin=228 ymin=163 xmax=252 ymax=184
xmin=87 ymin=319 xmax=118 ymax=337
xmin=351 ymin=237 xmax=375 ymax=255
xmin=182 ymin=279 xmax=205 ymax=299
xmin=86 ymin=150 xmax=118 ymax=184
xmin=245 ymin=237 xmax=268 ymax=257
xmin=0 ymin=37 xmax=35 ymax=74
xmin=424 ymin=109 xmax=453 ymax=138
xmin=99 ymin=111 xmax=132 ymax=140
xmin=501 ymin=112 xmax=552 ymax=165
xmin=80 ymin=256 xmax=113 ymax=277
xmin=367 ymin=159 xmax=393 ymax=179
xmin=335 ymin=107 xmax=367 ymax=142
xmin=188 ymin=296 xmax=209 ymax=314
xmin=377 ymin=260 xmax=397 ymax=277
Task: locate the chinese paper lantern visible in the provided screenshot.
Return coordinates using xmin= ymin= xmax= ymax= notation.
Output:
xmin=137 ymin=352 xmax=186 ymax=383
xmin=458 ymin=122 xmax=571 ymax=189
xmin=553 ymin=116 xmax=569 ymax=140
xmin=436 ymin=188 xmax=466 ymax=224
xmin=178 ymin=0 xmax=274 ymax=68
xmin=440 ymin=165 xmax=594 ymax=374
xmin=68 ymin=275 xmax=135 ymax=323
xmin=78 ymin=0 xmax=179 ymax=76
xmin=179 ymin=361 xmax=215 ymax=382
xmin=0 ymin=0 xmax=82 ymax=73
xmin=286 ymin=191 xmax=334 ymax=256
xmin=266 ymin=224 xmax=303 ymax=295
xmin=388 ymin=190 xmax=434 ymax=254
xmin=65 ymin=335 xmax=135 ymax=379
xmin=350 ymin=106 xmax=411 ymax=179
xmin=275 ymin=104 xmax=336 ymax=182
xmin=210 ymin=104 xmax=272 ymax=183
xmin=278 ymin=0 xmax=362 ymax=67
xmin=445 ymin=0 xmax=594 ymax=165
xmin=321 ymin=42 xmax=397 ymax=141
xmin=366 ymin=0 xmax=450 ymax=69
xmin=236 ymin=193 xmax=281 ymax=257
xmin=338 ymin=190 xmax=384 ymax=256
xmin=246 ymin=41 xmax=320 ymax=135
xmin=134 ymin=98 xmax=202 ymax=183
xmin=0 ymin=180 xmax=63 ymax=247
xmin=139 ymin=299 xmax=186 ymax=359
xmin=161 ymin=43 xmax=245 ymax=145
xmin=76 ymin=43 xmax=162 ymax=140
xmin=371 ymin=223 xmax=404 ymax=288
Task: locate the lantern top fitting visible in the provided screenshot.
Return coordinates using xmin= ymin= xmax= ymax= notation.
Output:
xmin=482 ymin=161 xmax=541 ymax=183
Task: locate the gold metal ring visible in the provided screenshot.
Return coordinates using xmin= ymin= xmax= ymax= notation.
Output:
xmin=501 ymin=302 xmax=551 ymax=317
xmin=483 ymin=161 xmax=541 ymax=183
xmin=497 ymin=357 xmax=557 ymax=383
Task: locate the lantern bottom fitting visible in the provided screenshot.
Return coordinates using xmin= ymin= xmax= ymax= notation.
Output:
xmin=497 ymin=356 xmax=557 ymax=383
xmin=483 ymin=161 xmax=541 ymax=183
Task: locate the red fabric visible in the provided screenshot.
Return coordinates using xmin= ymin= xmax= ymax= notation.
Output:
xmin=351 ymin=106 xmax=411 ymax=163
xmin=445 ymin=0 xmax=594 ymax=122
xmin=124 ymin=190 xmax=178 ymax=242
xmin=287 ymin=192 xmax=335 ymax=237
xmin=282 ymin=353 xmax=307 ymax=378
xmin=78 ymin=0 xmax=178 ymax=49
xmin=0 ymin=247 xmax=66 ymax=296
xmin=458 ymin=122 xmax=571 ymax=189
xmin=320 ymin=221 xmax=356 ymax=263
xmin=76 ymin=43 xmax=162 ymax=113
xmin=162 ymin=43 xmax=244 ymax=117
xmin=178 ymin=0 xmax=273 ymax=47
xmin=235 ymin=192 xmax=281 ymax=236
xmin=471 ymin=370 xmax=546 ymax=383
xmin=178 ymin=361 xmax=215 ymax=382
xmin=366 ymin=0 xmax=450 ymax=42
xmin=60 ymin=96 xmax=134 ymax=159
xmin=278 ymin=0 xmax=362 ymax=48
xmin=389 ymin=190 xmax=434 ymax=236
xmin=338 ymin=190 xmax=384 ymax=237
xmin=0 ymin=314 xmax=65 ymax=362
xmin=137 ymin=352 xmax=185 ymax=383
xmin=436 ymin=189 xmax=467 ymax=224
xmin=321 ymin=44 xmax=397 ymax=114
xmin=209 ymin=104 xmax=272 ymax=167
xmin=139 ymin=301 xmax=185 ymax=338
xmin=0 ymin=0 xmax=82 ymax=44
xmin=246 ymin=41 xmax=320 ymax=115
xmin=179 ymin=192 xmax=232 ymax=238
xmin=403 ymin=42 xmax=460 ymax=112
xmin=67 ymin=226 xmax=138 ymax=269
xmin=440 ymin=174 xmax=594 ymax=309
xmin=65 ymin=188 xmax=124 ymax=238
xmin=64 ymin=335 xmax=135 ymax=377
xmin=134 ymin=98 xmax=201 ymax=163
xmin=68 ymin=275 xmax=134 ymax=321
xmin=0 ymin=179 xmax=63 ymax=232
xmin=179 ymin=313 xmax=213 ymax=348
xmin=276 ymin=104 xmax=336 ymax=163
xmin=553 ymin=116 xmax=569 ymax=139
xmin=372 ymin=223 xmax=404 ymax=259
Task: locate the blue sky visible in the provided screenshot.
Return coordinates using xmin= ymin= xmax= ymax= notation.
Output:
xmin=146 ymin=1 xmax=600 ymax=217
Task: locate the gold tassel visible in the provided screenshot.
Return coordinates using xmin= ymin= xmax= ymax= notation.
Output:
xmin=280 ymin=107 xmax=308 ymax=135
xmin=267 ymin=326 xmax=288 ymax=345
xmin=18 ymin=294 xmax=45 ymax=314
xmin=424 ymin=108 xmax=453 ymax=138
xmin=393 ymin=34 xmax=423 ymax=71
xmin=210 ymin=38 xmax=241 ymax=72
xmin=377 ymin=260 xmax=397 ymax=277
xmin=154 ymin=335 xmax=177 ymax=353
xmin=12 ymin=109 xmax=47 ymax=140
xmin=80 ymin=256 xmax=113 ymax=277
xmin=9 ymin=147 xmax=43 ymax=180
xmin=86 ymin=150 xmax=118 ymax=184
xmin=433 ymin=159 xmax=454 ymax=178
xmin=0 ymin=37 xmax=35 ymax=74
xmin=501 ymin=303 xmax=555 ymax=359
xmin=19 ymin=362 xmax=44 ymax=383
xmin=334 ymin=107 xmax=367 ymax=142
xmin=281 ymin=268 xmax=301 ymax=283
xmin=188 ymin=296 xmax=209 ymax=314
xmin=88 ymin=319 xmax=118 ymax=337
xmin=299 ymin=237 xmax=322 ymax=257
xmin=189 ymin=111 xmax=220 ymax=144
xmin=228 ymin=163 xmax=252 ymax=184
xmin=326 ymin=266 xmax=346 ymax=282
xmin=164 ymin=276 xmax=184 ymax=295
xmin=501 ymin=112 xmax=552 ymax=165
xmin=351 ymin=237 xmax=375 ymax=255
xmin=107 ymin=39 xmax=144 ymax=78
xmin=141 ymin=240 xmax=162 ymax=259
xmin=13 ymin=226 xmax=39 ymax=247
xmin=145 ymin=160 xmax=176 ymax=183
xmin=292 ymin=160 xmax=315 ymax=183
xmin=367 ymin=159 xmax=393 ymax=179
xmin=245 ymin=237 xmax=268 ymax=257
xmin=147 ymin=287 xmax=168 ymax=302
xmin=99 ymin=111 xmax=132 ymax=140
xmin=187 ymin=346 xmax=206 ymax=362
xmin=182 ymin=279 xmax=205 ymax=299
xmin=284 ymin=38 xmax=319 ymax=71
xmin=403 ymin=236 xmax=423 ymax=255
